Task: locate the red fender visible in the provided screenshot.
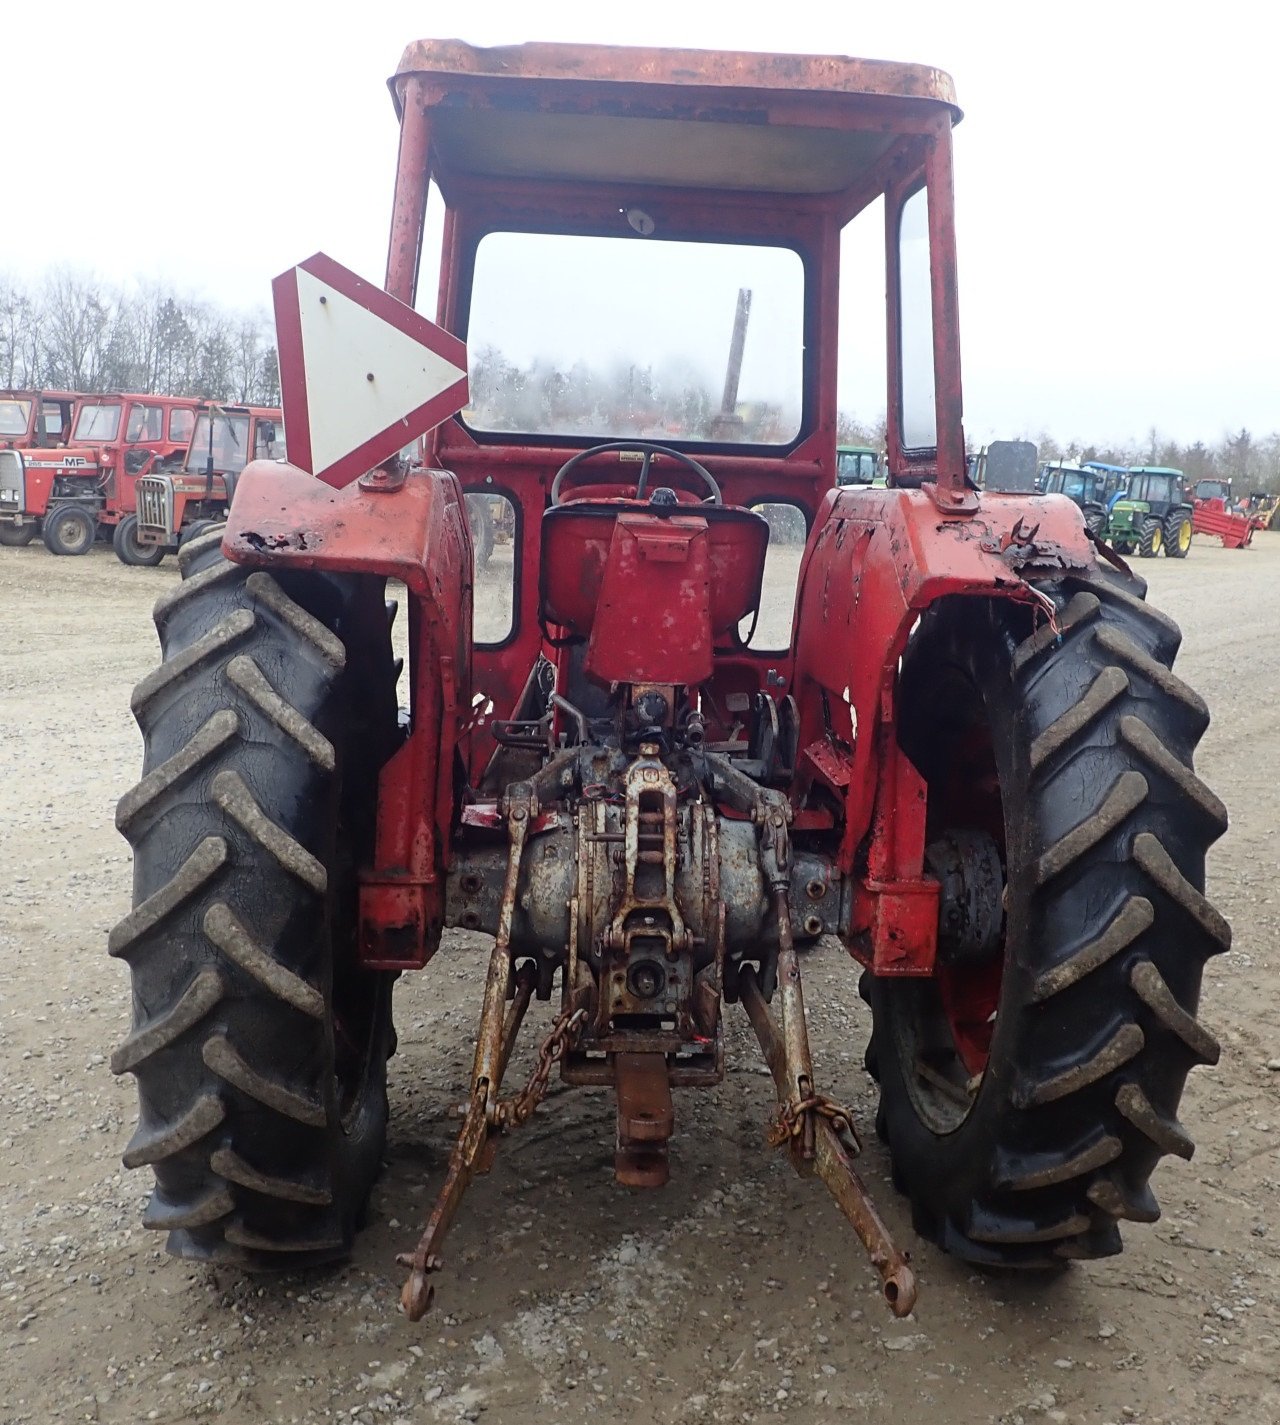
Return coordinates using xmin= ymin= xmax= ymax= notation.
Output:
xmin=789 ymin=486 xmax=1098 ymax=974
xmin=223 ymin=459 xmax=474 ymax=969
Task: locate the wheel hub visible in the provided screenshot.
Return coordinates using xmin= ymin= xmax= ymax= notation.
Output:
xmin=926 ymin=830 xmax=1004 ymax=964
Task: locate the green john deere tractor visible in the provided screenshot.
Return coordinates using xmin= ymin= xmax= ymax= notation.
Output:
xmin=1106 ymin=466 xmax=1194 ymax=559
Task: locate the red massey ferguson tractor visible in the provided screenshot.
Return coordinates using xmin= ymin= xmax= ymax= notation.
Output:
xmin=111 ymin=41 xmax=1229 ymax=1319
xmin=2 ymin=393 xmax=200 ymax=556
xmin=0 ymin=389 xmax=82 ymax=545
xmin=125 ymin=404 xmax=286 ymax=566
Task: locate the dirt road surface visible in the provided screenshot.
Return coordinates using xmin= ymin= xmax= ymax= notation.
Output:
xmin=0 ymin=533 xmax=1276 ymax=1425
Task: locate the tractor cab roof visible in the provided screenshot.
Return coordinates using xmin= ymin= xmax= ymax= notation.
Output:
xmin=390 ymin=40 xmax=959 ymax=199
xmin=1128 ymin=466 xmax=1183 ymax=477
xmin=1 ymin=388 xmax=83 ymax=401
xmin=79 ymin=392 xmax=202 ymax=406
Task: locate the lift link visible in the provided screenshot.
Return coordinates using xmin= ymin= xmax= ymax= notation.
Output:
xmin=398 ymin=789 xmax=589 ymax=1320
xmin=739 ymin=964 xmax=917 ymax=1318
xmin=744 ymin=792 xmax=916 ymax=1317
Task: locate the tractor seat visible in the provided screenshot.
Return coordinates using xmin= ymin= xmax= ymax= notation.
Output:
xmin=539 ymin=493 xmax=770 ymax=687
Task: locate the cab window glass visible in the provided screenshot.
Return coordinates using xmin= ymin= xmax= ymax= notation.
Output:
xmin=897 ymin=187 xmax=936 ymax=450
xmin=254 ymin=419 xmax=286 ymax=461
xmin=40 ymin=402 xmax=68 ymax=440
xmin=169 ymin=408 xmax=195 ymax=444
xmin=837 ymin=194 xmax=887 ymax=461
xmin=467 ymin=493 xmax=516 ymax=645
xmin=126 ymin=405 xmax=164 ymax=442
xmin=73 ymin=403 xmax=121 ymax=441
xmin=738 ymin=502 xmax=805 ymax=651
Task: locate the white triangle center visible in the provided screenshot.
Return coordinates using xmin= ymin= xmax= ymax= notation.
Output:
xmin=295 ymin=267 xmax=465 ymax=477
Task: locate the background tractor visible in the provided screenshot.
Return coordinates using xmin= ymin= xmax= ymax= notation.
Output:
xmin=1190 ymin=472 xmax=1257 ymax=549
xmin=1107 ymin=466 xmax=1194 ymax=557
xmin=0 ymin=392 xmax=200 ymax=555
xmin=0 ymin=388 xmax=83 ymax=545
xmin=1241 ymin=491 xmax=1279 ymax=530
xmin=111 ymin=39 xmax=1227 ymax=1321
xmin=124 ymin=404 xmax=285 ymax=565
xmin=1041 ymin=460 xmax=1126 ymax=536
xmin=836 ymin=444 xmax=883 ymax=487
xmin=0 ymin=388 xmax=80 ymax=450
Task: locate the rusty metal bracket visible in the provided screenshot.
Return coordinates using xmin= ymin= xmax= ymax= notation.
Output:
xmin=398 ymin=793 xmax=542 ymax=1320
xmin=614 ymin=1051 xmax=675 ymax=1187
xmin=739 ymin=948 xmax=917 ymax=1318
xmin=398 ymin=969 xmax=587 ymax=1319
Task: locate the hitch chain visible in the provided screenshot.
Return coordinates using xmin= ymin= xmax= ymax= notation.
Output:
xmin=767 ymin=1090 xmax=861 ymax=1152
xmin=494 ymin=1003 xmax=588 ymax=1128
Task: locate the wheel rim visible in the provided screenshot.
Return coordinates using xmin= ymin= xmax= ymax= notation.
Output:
xmin=56 ymin=513 xmax=90 ymax=552
xmin=1179 ymin=521 xmax=1191 ymax=551
xmin=1151 ymin=525 xmax=1163 ymax=553
xmin=890 ymin=666 xmax=1007 ymax=1133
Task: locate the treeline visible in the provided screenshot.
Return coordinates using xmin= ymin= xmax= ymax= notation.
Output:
xmin=0 ymin=271 xmax=279 ymax=406
xmin=3 ymin=275 xmax=1272 ymax=492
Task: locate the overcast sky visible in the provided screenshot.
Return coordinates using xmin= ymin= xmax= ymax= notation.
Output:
xmin=10 ymin=1 xmax=1275 ymax=446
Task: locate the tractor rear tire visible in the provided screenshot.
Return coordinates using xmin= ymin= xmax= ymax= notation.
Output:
xmin=1138 ymin=518 xmax=1164 ymax=558
xmin=42 ymin=504 xmax=96 ymax=556
xmin=0 ymin=524 xmax=38 ymax=547
xmin=179 ymin=519 xmax=216 ymax=549
xmin=110 ymin=526 xmax=400 ymax=1265
xmin=1164 ymin=513 xmax=1192 ymax=559
xmin=466 ymin=495 xmax=495 ymax=570
xmin=114 ymin=514 xmax=166 ymax=567
xmin=866 ymin=567 xmax=1229 ymax=1267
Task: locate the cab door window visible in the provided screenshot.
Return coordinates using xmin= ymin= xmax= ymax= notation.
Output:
xmin=169 ymin=407 xmax=196 ymax=444
xmin=125 ymin=404 xmax=165 ymax=442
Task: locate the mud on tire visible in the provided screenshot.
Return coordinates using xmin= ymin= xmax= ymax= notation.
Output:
xmin=110 ymin=526 xmax=399 ymax=1265
xmin=866 ymin=567 xmax=1229 ymax=1266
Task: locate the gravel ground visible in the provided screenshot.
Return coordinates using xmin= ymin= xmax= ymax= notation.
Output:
xmin=0 ymin=531 xmax=1276 ymax=1425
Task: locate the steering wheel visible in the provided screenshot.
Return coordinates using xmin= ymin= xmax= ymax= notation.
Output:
xmin=550 ymin=441 xmax=722 ymax=506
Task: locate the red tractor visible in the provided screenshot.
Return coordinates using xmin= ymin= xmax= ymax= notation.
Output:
xmin=111 ymin=41 xmax=1228 ymax=1319
xmin=1190 ymin=475 xmax=1256 ymax=550
xmin=0 ymin=388 xmax=80 ymax=449
xmin=123 ymin=404 xmax=285 ymax=565
xmin=0 ymin=389 xmax=83 ymax=545
xmin=2 ymin=392 xmax=200 ymax=556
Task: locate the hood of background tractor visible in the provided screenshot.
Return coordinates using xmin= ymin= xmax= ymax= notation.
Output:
xmin=12 ymin=445 xmax=100 ymax=471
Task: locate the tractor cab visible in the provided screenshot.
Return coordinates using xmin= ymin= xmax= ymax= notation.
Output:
xmin=0 ymin=389 xmax=79 ymax=449
xmin=1081 ymin=460 xmax=1129 ymax=506
xmin=836 ymin=445 xmax=882 ymax=486
xmin=64 ymin=393 xmax=200 ymax=496
xmin=1127 ymin=466 xmax=1187 ymax=512
xmin=1194 ymin=477 xmax=1232 ymax=505
xmin=1042 ymin=461 xmax=1126 ymax=536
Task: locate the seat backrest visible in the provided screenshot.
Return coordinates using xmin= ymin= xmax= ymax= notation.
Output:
xmin=540 ymin=501 xmax=770 ymax=687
